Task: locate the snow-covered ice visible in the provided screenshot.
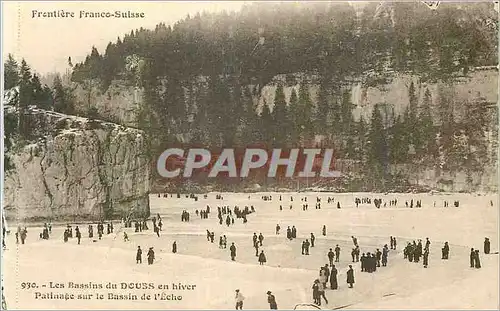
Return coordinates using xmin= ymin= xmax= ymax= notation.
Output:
xmin=2 ymin=192 xmax=498 ymax=309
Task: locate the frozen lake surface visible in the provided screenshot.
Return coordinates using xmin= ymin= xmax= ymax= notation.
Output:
xmin=3 ymin=192 xmax=498 ymax=309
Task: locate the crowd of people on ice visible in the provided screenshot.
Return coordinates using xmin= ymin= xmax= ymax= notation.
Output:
xmin=2 ymin=192 xmax=496 ymax=310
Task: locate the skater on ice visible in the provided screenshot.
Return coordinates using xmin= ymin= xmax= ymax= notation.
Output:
xmin=484 ymin=237 xmax=490 ymax=254
xmin=328 ymin=248 xmax=335 ymax=266
xmin=442 ymin=242 xmax=449 ymax=259
xmin=235 ymin=289 xmax=244 ymax=310
xmin=266 ymin=291 xmax=277 ymax=310
xmin=147 ymin=247 xmax=155 ymax=265
xmin=347 ymin=265 xmax=355 ymax=288
xmin=330 ymin=264 xmax=338 ymax=290
xmin=258 ymin=250 xmax=267 ymax=265
xmin=136 ymin=246 xmax=142 ymax=264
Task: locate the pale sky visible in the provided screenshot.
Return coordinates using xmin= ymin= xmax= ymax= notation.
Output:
xmin=2 ymin=1 xmax=250 ymax=74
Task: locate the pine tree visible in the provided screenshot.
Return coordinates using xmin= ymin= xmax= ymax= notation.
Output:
xmin=259 ymin=100 xmax=274 ymax=148
xmin=31 ymin=74 xmax=53 ymax=110
xmin=4 ymin=54 xmax=19 ymax=90
xmin=236 ymin=86 xmax=259 ymax=146
xmin=389 ymin=115 xmax=408 ymax=164
xmin=419 ymin=88 xmax=436 ymax=159
xmin=297 ymin=83 xmax=313 ymax=144
xmin=340 ymin=90 xmax=354 ymax=135
xmin=18 ymin=59 xmax=32 ymax=138
xmin=288 ymin=88 xmax=300 ymax=145
xmin=272 ymin=84 xmax=289 ymax=147
xmin=315 ymin=80 xmax=330 ymax=135
xmin=368 ymin=104 xmax=388 ymax=176
xmin=356 ymin=115 xmax=368 ymax=161
xmin=53 ymin=74 xmax=74 ymax=114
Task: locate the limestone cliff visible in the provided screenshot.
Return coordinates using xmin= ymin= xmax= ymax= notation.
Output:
xmin=70 ymin=68 xmax=498 ymax=192
xmin=3 ymin=104 xmax=150 ymax=222
xmin=73 ymin=68 xmax=498 ymax=127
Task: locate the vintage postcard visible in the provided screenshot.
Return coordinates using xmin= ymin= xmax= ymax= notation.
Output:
xmin=1 ymin=1 xmax=499 ymax=310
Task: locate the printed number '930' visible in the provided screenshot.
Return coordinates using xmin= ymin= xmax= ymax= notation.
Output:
xmin=21 ymin=282 xmax=37 ymax=289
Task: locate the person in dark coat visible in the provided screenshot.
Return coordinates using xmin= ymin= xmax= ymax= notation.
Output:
xmin=310 ymin=233 xmax=315 ymax=247
xmin=330 ymin=265 xmax=338 ymax=290
xmin=312 ymin=280 xmax=320 ymax=305
xmin=322 ymin=265 xmax=330 ymax=287
xmin=88 ymin=225 xmax=93 ymax=238
xmin=286 ymin=227 xmax=292 ymax=240
xmin=322 ymin=225 xmax=327 ymax=236
xmin=258 ymin=251 xmax=267 ymax=265
xmin=147 ymin=247 xmax=155 ymax=265
xmin=136 ymin=246 xmax=142 ymax=264
xmin=484 ymin=238 xmax=490 ymax=254
xmin=470 ymin=248 xmax=475 ymax=268
xmin=75 ymin=227 xmax=81 ymax=245
xmin=230 ymin=243 xmax=237 ymax=261
xmin=328 ymin=248 xmax=335 ymax=266
xmin=259 ymin=233 xmax=264 ymax=246
xmin=423 ymin=249 xmax=429 ymax=268
xmin=346 ymin=265 xmax=355 ymax=288
xmin=376 ymin=249 xmax=382 ymax=267
xmin=172 ymin=241 xmax=177 ymax=253
xmin=335 ymin=245 xmax=340 ymax=262
xmin=304 ymin=240 xmax=310 ymax=255
xmin=267 ymin=291 xmax=277 ymax=309
xmin=382 ymin=245 xmax=389 ymax=267
xmin=317 ymin=280 xmax=328 ymax=305
xmin=360 ymin=253 xmax=366 ymax=271
xmin=474 ymin=250 xmax=481 ymax=268
xmin=442 ymin=242 xmax=449 ymax=259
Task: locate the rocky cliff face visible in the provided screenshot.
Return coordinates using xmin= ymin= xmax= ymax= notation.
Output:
xmin=75 ymin=68 xmax=498 ymax=127
xmin=3 ymin=105 xmax=150 ymax=221
xmin=258 ymin=67 xmax=498 ymax=119
xmin=71 ymin=68 xmax=498 ymax=192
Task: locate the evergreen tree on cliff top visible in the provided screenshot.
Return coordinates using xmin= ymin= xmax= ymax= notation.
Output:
xmin=4 ymin=54 xmax=19 ymax=90
xmin=272 ymin=84 xmax=289 ymax=147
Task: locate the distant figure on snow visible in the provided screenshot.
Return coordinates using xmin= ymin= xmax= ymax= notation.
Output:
xmin=235 ymin=289 xmax=245 ymax=310
xmin=267 ymin=291 xmax=277 ymax=310
xmin=346 ymin=265 xmax=355 ymax=288
xmin=136 ymin=246 xmax=142 ymax=264
xmin=484 ymin=238 xmax=490 ymax=254
xmin=330 ymin=265 xmax=338 ymax=290
xmin=147 ymin=247 xmax=155 ymax=265
xmin=258 ymin=251 xmax=267 ymax=265
xmin=230 ymin=243 xmax=237 ymax=261
xmin=442 ymin=242 xmax=449 ymax=259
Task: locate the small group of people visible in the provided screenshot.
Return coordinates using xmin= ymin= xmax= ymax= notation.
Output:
xmin=470 ymin=248 xmax=482 ymax=269
xmin=286 ymin=226 xmax=297 ymax=240
xmin=327 ymin=245 xmax=341 ymax=266
xmin=136 ymin=246 xmax=155 ymax=265
xmin=15 ymin=226 xmax=28 ymax=245
xmin=181 ymin=210 xmax=190 ymax=222
xmin=39 ymin=223 xmax=50 ymax=240
xmin=64 ymin=225 xmax=81 ymax=244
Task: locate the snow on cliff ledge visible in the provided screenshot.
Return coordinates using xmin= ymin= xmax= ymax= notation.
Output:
xmin=3 ymin=101 xmax=150 ymax=221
